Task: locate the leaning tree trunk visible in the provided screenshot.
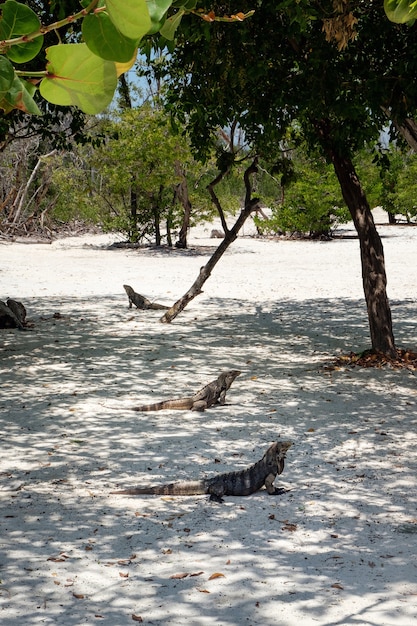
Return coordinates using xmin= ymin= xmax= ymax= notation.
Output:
xmin=330 ymin=150 xmax=396 ymax=357
xmin=160 ymin=158 xmax=260 ymax=323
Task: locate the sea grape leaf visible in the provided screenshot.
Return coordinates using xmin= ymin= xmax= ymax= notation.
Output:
xmin=40 ymin=43 xmax=117 ymax=114
xmin=0 ymin=74 xmax=41 ymax=114
xmin=106 ymin=0 xmax=151 ymax=40
xmin=0 ymin=0 xmax=40 ymax=38
xmin=160 ymin=9 xmax=185 ymax=40
xmin=0 ymin=0 xmax=43 ymax=62
xmin=384 ymin=0 xmax=417 ymax=23
xmin=82 ymin=12 xmax=138 ymax=62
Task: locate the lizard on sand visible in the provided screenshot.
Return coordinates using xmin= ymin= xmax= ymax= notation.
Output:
xmin=133 ymin=370 xmax=241 ymax=412
xmin=110 ymin=440 xmax=292 ymax=502
xmin=123 ymin=284 xmax=168 ymax=310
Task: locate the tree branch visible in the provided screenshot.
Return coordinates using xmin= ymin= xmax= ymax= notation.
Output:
xmin=160 ymin=157 xmax=260 ymax=323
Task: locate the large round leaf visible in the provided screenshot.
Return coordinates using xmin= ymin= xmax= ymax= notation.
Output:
xmin=384 ymin=0 xmax=417 ymax=23
xmin=7 ymin=36 xmax=44 ymax=64
xmin=106 ymin=0 xmax=151 ymax=40
xmin=0 ymin=0 xmax=43 ymax=62
xmin=0 ymin=75 xmax=41 ymax=115
xmin=82 ymin=13 xmax=138 ymax=62
xmin=39 ymin=43 xmax=117 ymax=114
xmin=0 ymin=0 xmax=40 ymax=38
xmin=0 ymin=56 xmax=15 ymax=98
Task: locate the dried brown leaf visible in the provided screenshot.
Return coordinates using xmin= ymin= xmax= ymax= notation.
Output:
xmin=282 ymin=523 xmax=297 ymax=532
xmin=208 ymin=572 xmax=225 ymax=580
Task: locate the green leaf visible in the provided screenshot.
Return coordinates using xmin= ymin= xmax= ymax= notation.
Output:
xmin=146 ymin=0 xmax=172 ymax=33
xmin=0 ymin=55 xmax=15 ymax=98
xmin=40 ymin=43 xmax=117 ymax=114
xmin=82 ymin=13 xmax=138 ymax=62
xmin=106 ymin=0 xmax=151 ymax=40
xmin=384 ymin=0 xmax=417 ymax=23
xmin=0 ymin=0 xmax=40 ymax=38
xmin=0 ymin=0 xmax=43 ymax=62
xmin=159 ymin=8 xmax=184 ymax=40
xmin=147 ymin=0 xmax=172 ymax=22
xmin=6 ymin=36 xmax=44 ymax=63
xmin=0 ymin=75 xmax=41 ymax=115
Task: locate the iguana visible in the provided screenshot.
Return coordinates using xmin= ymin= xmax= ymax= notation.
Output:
xmin=133 ymin=370 xmax=241 ymax=412
xmin=0 ymin=299 xmax=26 ymax=329
xmin=123 ymin=284 xmax=168 ymax=310
xmin=110 ymin=440 xmax=292 ymax=502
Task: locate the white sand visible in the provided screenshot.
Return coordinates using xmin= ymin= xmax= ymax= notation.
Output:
xmin=1 ymin=211 xmax=417 ymax=625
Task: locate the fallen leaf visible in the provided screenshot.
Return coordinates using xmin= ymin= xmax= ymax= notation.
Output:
xmin=190 ymin=571 xmax=204 ymax=577
xmin=306 ymin=428 xmax=315 ymax=433
xmin=73 ymin=592 xmax=85 ymax=599
xmin=170 ymin=572 xmax=189 ymax=579
xmin=208 ymin=572 xmax=225 ymax=580
xmin=331 ymin=583 xmax=343 ymax=590
xmin=198 ymin=588 xmax=210 ymax=593
xmin=119 ymin=572 xmax=129 ymax=578
xmin=282 ymin=523 xmax=297 ymax=532
xmin=132 ymin=615 xmax=143 ymax=622
xmin=162 ymin=549 xmax=172 ymax=554
xmin=47 ymin=553 xmax=70 ymax=562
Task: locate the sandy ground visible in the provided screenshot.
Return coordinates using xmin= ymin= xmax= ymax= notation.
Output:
xmin=1 ymin=211 xmax=417 ymax=626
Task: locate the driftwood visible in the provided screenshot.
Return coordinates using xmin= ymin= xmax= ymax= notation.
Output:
xmin=0 ymin=299 xmax=27 ymax=329
xmin=123 ymin=285 xmax=169 ymax=311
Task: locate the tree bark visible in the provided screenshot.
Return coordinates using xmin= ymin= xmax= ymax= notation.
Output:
xmin=160 ymin=158 xmax=260 ymax=323
xmin=174 ymin=161 xmax=192 ymax=249
xmin=330 ymin=150 xmax=396 ymax=357
xmin=129 ymin=186 xmax=138 ymax=243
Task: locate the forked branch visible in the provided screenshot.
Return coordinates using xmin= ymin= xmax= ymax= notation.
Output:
xmin=160 ymin=157 xmax=260 ymax=323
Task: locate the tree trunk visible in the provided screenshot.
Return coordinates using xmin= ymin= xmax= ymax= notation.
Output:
xmin=330 ymin=150 xmax=396 ymax=357
xmin=160 ymin=158 xmax=260 ymax=323
xmin=174 ymin=162 xmax=192 ymax=249
xmin=129 ymin=187 xmax=138 ymax=243
xmin=382 ymin=107 xmax=417 ymax=153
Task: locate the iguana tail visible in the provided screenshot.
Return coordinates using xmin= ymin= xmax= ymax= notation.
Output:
xmin=133 ymin=398 xmax=194 ymax=411
xmin=111 ymin=480 xmax=208 ymax=495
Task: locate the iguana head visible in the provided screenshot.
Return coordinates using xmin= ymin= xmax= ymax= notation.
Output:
xmin=267 ymin=440 xmax=293 ymax=475
xmin=224 ymin=369 xmax=241 ymax=381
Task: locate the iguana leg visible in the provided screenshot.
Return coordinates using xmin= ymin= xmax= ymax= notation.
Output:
xmin=265 ymin=473 xmax=282 ymax=495
xmin=209 ymin=493 xmax=224 ymax=503
xmin=268 ymin=487 xmax=288 ymax=495
xmin=218 ymin=389 xmax=227 ymax=404
xmin=208 ymin=482 xmax=226 ymax=503
xmin=192 ymin=400 xmax=208 ymax=411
